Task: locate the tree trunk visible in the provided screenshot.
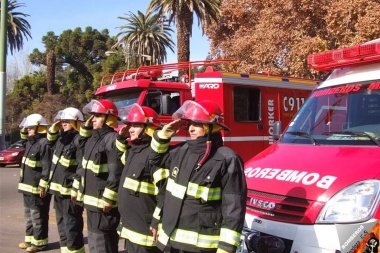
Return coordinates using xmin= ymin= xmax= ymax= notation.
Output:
xmin=46 ymin=50 xmax=56 ymax=95
xmin=176 ymin=3 xmax=193 ymax=77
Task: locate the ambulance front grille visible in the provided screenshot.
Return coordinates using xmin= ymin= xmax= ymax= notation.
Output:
xmin=246 ymin=190 xmax=311 ymax=224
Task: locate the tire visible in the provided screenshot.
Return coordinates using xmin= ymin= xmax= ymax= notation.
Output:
xmin=0 ymin=164 xmax=6 ymax=167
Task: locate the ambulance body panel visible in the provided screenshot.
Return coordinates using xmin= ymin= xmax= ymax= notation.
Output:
xmin=242 ymin=39 xmax=380 ymax=253
xmin=245 ymin=144 xmax=380 ymax=202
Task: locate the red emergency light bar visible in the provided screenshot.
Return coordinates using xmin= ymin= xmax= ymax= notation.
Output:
xmin=307 ymin=40 xmax=380 ymax=71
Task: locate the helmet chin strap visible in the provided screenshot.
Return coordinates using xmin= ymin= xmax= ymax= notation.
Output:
xmin=138 ymin=124 xmax=147 ymax=140
xmin=195 ymin=123 xmax=213 ymax=171
xmin=102 ymin=114 xmax=109 ymax=128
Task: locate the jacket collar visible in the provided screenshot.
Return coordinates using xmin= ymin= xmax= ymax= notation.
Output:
xmin=27 ymin=133 xmax=46 ymax=144
xmin=186 ymin=132 xmax=223 ymax=155
xmin=60 ymin=129 xmax=77 ymax=144
xmin=92 ymin=125 xmax=114 ymax=139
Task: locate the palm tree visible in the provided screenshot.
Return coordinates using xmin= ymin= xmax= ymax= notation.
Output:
xmin=1 ymin=0 xmax=32 ymax=55
xmin=113 ymin=10 xmax=175 ymax=66
xmin=147 ymin=0 xmax=221 ymax=63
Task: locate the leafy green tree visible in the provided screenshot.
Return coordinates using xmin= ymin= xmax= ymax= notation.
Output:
xmin=29 ymin=27 xmax=115 ymax=103
xmin=113 ymin=10 xmax=175 ymax=66
xmin=1 ymin=0 xmax=32 ymax=54
xmin=9 ymin=71 xmax=47 ymax=105
xmin=147 ymin=0 xmax=221 ymax=63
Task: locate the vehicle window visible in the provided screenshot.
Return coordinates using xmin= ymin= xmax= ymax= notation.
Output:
xmin=103 ymin=89 xmax=141 ymax=109
xmin=282 ymin=81 xmax=380 ymax=145
xmin=102 ymin=89 xmax=142 ymax=125
xmin=9 ymin=142 xmax=23 ymax=149
xmin=144 ymin=91 xmax=180 ymax=115
xmin=234 ymin=87 xmax=261 ymax=122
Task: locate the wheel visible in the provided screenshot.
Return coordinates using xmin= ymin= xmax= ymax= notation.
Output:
xmin=0 ymin=164 xmax=6 ymax=167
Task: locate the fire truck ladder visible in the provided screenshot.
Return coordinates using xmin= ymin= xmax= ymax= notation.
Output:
xmin=100 ymin=59 xmax=236 ymax=87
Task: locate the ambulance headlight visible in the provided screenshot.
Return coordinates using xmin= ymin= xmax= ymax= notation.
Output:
xmin=317 ymin=180 xmax=380 ymax=223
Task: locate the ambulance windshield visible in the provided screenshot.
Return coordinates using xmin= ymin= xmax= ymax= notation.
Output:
xmin=281 ymin=81 xmax=380 ymax=145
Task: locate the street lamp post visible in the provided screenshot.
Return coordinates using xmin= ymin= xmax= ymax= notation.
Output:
xmin=105 ymin=50 xmax=152 ymax=69
xmin=0 ymin=0 xmax=8 ymax=150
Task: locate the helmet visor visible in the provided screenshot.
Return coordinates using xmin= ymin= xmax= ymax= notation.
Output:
xmin=172 ymin=100 xmax=230 ymax=131
xmin=83 ymin=100 xmax=120 ymax=120
xmin=19 ymin=118 xmax=27 ymax=128
xmin=83 ymin=100 xmax=102 ymax=115
xmin=172 ymin=100 xmax=211 ymax=123
xmin=54 ymin=110 xmax=64 ymax=122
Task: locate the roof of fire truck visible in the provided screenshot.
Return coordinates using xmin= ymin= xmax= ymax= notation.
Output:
xmin=96 ymin=59 xmax=320 ymax=95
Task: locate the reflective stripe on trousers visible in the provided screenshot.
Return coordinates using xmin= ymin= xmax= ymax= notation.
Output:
xmin=23 ymin=193 xmax=52 ymax=248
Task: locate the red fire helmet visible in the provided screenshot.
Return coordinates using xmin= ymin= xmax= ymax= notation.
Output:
xmin=83 ymin=99 xmax=120 ymax=119
xmin=119 ymin=103 xmax=161 ymax=128
xmin=172 ymin=100 xmax=230 ymax=130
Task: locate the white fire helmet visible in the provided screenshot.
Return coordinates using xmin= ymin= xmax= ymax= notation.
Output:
xmin=19 ymin=114 xmax=49 ymax=128
xmin=54 ymin=107 xmax=84 ymax=122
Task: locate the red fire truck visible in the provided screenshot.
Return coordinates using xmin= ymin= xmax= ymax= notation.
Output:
xmin=95 ymin=60 xmax=317 ymax=162
xmin=242 ymin=39 xmax=380 ymax=253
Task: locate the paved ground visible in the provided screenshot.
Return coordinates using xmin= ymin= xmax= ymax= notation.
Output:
xmin=0 ymin=165 xmax=127 ymax=253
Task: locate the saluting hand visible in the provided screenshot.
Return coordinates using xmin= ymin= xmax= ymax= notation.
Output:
xmin=158 ymin=119 xmax=183 ymax=139
xmin=50 ymin=120 xmax=62 ymax=133
xmin=85 ymin=115 xmax=94 ymax=127
xmin=118 ymin=125 xmax=131 ymax=140
xmin=164 ymin=119 xmax=183 ymax=132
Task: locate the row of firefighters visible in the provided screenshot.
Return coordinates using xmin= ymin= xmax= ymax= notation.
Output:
xmin=17 ymin=98 xmax=247 ymax=253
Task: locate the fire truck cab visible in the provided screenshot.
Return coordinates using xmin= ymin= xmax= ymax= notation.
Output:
xmin=95 ymin=60 xmax=317 ymax=162
xmin=242 ymin=39 xmax=380 ymax=253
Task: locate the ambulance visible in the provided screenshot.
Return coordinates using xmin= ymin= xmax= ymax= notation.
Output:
xmin=242 ymin=39 xmax=380 ymax=253
xmin=95 ymin=59 xmax=317 ymax=162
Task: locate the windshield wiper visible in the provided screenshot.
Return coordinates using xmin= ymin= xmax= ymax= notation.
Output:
xmin=326 ymin=131 xmax=380 ymax=146
xmin=286 ymin=131 xmax=318 ymax=145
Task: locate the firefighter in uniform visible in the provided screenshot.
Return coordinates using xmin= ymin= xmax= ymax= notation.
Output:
xmin=41 ymin=107 xmax=85 ymax=253
xmin=150 ymin=100 xmax=247 ymax=253
xmin=117 ymin=103 xmax=167 ymax=253
xmin=78 ymin=99 xmax=126 ymax=253
xmin=18 ymin=114 xmax=52 ymax=253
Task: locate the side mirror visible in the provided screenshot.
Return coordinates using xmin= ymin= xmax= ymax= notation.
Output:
xmin=273 ymin=121 xmax=282 ymax=141
xmin=161 ymin=94 xmax=172 ymax=115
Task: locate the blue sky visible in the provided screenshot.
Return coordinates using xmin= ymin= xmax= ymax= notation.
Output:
xmin=15 ymin=0 xmax=210 ymax=63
